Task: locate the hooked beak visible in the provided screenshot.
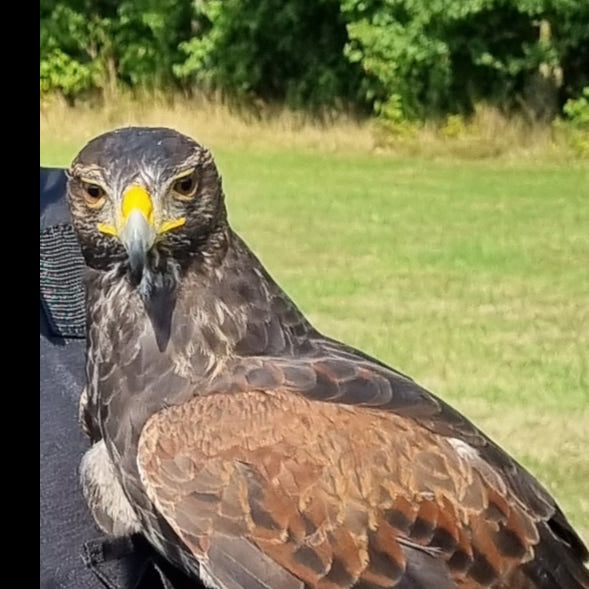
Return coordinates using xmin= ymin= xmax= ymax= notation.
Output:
xmin=119 ymin=186 xmax=156 ymax=283
xmin=120 ymin=207 xmax=155 ymax=283
xmin=96 ymin=185 xmax=186 ymax=284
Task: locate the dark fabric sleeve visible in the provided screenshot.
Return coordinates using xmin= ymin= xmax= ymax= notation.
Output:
xmin=40 ymin=167 xmax=85 ymax=338
xmin=40 ymin=167 xmax=70 ymax=229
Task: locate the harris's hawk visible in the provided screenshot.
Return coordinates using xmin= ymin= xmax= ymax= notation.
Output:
xmin=68 ymin=127 xmax=588 ymax=589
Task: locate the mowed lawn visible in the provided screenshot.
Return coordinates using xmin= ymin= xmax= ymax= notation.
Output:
xmin=41 ymin=139 xmax=589 ymax=541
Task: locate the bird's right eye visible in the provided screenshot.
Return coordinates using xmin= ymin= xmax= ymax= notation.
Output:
xmin=82 ymin=182 xmax=106 ymax=208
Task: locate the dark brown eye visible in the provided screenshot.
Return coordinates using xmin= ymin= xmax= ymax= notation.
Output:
xmin=82 ymin=181 xmax=106 ymax=207
xmin=172 ymin=170 xmax=198 ymax=200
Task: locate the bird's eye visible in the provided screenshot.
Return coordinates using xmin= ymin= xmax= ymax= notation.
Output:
xmin=172 ymin=170 xmax=198 ymax=200
xmin=82 ymin=181 xmax=106 ymax=208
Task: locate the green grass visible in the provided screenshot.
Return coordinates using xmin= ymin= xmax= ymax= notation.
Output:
xmin=41 ymin=139 xmax=589 ymax=542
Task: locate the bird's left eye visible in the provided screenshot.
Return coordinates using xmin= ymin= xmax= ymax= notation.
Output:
xmin=172 ymin=170 xmax=198 ymax=200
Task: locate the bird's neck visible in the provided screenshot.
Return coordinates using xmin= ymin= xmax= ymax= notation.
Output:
xmin=134 ymin=221 xmax=230 ymax=301
xmin=85 ymin=230 xmax=315 ymax=465
xmin=86 ymin=229 xmax=314 ymax=380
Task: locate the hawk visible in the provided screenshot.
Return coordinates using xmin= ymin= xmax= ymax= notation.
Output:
xmin=68 ymin=127 xmax=588 ymax=589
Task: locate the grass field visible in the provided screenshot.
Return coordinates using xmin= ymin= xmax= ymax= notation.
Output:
xmin=41 ymin=107 xmax=589 ymax=542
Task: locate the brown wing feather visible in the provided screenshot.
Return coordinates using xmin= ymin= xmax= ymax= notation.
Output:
xmin=137 ymin=382 xmax=560 ymax=588
xmin=211 ymin=353 xmax=588 ymax=582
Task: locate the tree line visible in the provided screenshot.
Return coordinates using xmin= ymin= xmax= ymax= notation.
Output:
xmin=40 ymin=0 xmax=589 ymax=122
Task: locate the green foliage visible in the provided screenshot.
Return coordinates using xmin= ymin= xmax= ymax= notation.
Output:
xmin=342 ymin=0 xmax=454 ymax=119
xmin=40 ymin=0 xmax=193 ymax=99
xmin=40 ymin=0 xmax=589 ymax=120
xmin=174 ymin=0 xmax=365 ymax=111
xmin=115 ymin=0 xmax=193 ymax=88
xmin=556 ymin=87 xmax=589 ymax=158
xmin=40 ymin=2 xmax=106 ymax=100
xmin=441 ymin=114 xmax=468 ymax=139
xmin=40 ymin=48 xmax=99 ymax=99
xmin=563 ymin=87 xmax=589 ymax=127
xmin=340 ymin=0 xmax=589 ymax=120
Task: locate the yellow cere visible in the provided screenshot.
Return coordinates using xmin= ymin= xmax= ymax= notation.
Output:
xmin=97 ymin=223 xmax=117 ymax=236
xmin=96 ymin=185 xmax=185 ymax=237
xmin=159 ymin=217 xmax=186 ymax=234
xmin=122 ymin=185 xmax=154 ymax=224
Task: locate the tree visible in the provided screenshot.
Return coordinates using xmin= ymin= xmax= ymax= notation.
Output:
xmin=340 ymin=0 xmax=589 ymax=120
xmin=40 ymin=0 xmax=193 ymax=100
xmin=40 ymin=0 xmax=589 ymax=120
xmin=175 ymin=0 xmax=365 ymax=111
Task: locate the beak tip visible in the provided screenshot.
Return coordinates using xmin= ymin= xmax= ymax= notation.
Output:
xmin=120 ymin=209 xmax=156 ymax=283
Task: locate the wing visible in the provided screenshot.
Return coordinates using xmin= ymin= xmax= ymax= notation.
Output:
xmin=136 ymin=354 xmax=589 ymax=589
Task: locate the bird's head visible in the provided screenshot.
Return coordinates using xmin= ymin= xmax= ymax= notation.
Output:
xmin=67 ymin=127 xmax=227 ymax=291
